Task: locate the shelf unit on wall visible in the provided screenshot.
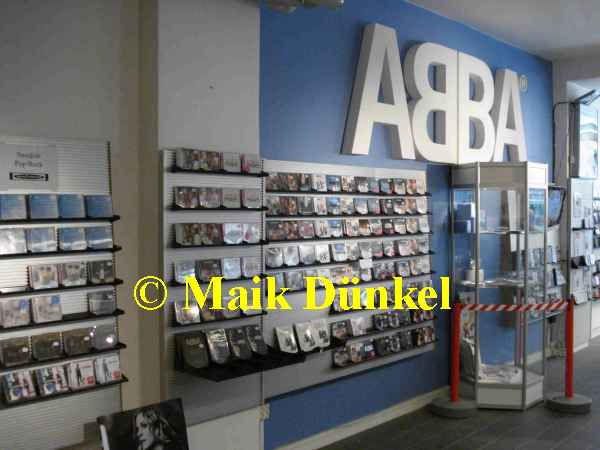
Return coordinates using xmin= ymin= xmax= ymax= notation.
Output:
xmin=0 ymin=136 xmax=126 ymax=450
xmin=159 ymin=153 xmax=439 ymax=425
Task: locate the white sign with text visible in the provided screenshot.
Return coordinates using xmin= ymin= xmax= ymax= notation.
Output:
xmin=0 ymin=142 xmax=58 ymax=191
xmin=342 ymin=23 xmax=527 ymax=164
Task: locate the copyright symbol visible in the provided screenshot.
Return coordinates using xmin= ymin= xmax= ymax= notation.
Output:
xmin=134 ymin=276 xmax=168 ymax=311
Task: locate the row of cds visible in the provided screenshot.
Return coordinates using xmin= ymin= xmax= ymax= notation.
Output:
xmin=26 ymin=260 xmax=115 ymax=291
xmin=267 ymin=196 xmax=427 ymax=217
xmin=331 ymin=281 xmax=433 ymax=314
xmin=266 ymin=172 xmax=426 ymax=195
xmin=175 ymin=149 xmax=261 ymax=174
xmin=331 ymin=309 xmax=435 ymax=342
xmin=275 ymin=319 xmax=330 ymax=354
xmin=267 ymin=257 xmax=432 ymax=292
xmin=332 ymin=326 xmax=436 ymax=368
xmin=266 ymin=238 xmax=430 ymax=269
xmin=173 ymin=299 xmax=263 ymax=326
xmin=0 ymin=225 xmax=113 ymax=256
xmin=0 ymin=291 xmax=115 ymax=328
xmin=175 ymin=325 xmax=268 ymax=369
xmin=0 ymin=324 xmax=118 ymax=367
xmin=174 ymin=187 xmax=261 ymax=210
xmin=2 ymin=355 xmax=121 ymax=404
xmin=173 ymin=256 xmax=261 ymax=285
xmin=174 ymin=222 xmax=260 ymax=247
xmin=0 ymin=194 xmax=113 ymax=221
xmin=266 ymin=216 xmax=430 ymax=242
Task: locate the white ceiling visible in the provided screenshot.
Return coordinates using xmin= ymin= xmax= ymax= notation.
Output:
xmin=408 ymin=0 xmax=600 ymax=61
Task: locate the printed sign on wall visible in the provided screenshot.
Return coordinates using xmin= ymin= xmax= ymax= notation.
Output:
xmin=0 ymin=142 xmax=58 ymax=191
xmin=342 ymin=23 xmax=528 ymax=165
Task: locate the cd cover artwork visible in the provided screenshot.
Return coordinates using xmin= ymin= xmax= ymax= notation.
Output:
xmin=88 ymin=260 xmax=115 ymax=284
xmin=28 ymin=194 xmax=59 ymax=219
xmin=0 ymin=228 xmax=27 ymax=255
xmin=85 ymin=195 xmax=114 ymax=218
xmin=29 ymin=264 xmax=59 ymax=290
xmin=0 ymin=194 xmax=27 ymax=221
xmin=97 ymin=398 xmax=189 ymax=450
xmin=58 ymin=227 xmax=87 ymax=251
xmin=58 ymin=194 xmax=86 ymax=218
xmin=27 ymin=227 xmax=57 ymax=253
xmin=59 ymin=262 xmax=87 ymax=287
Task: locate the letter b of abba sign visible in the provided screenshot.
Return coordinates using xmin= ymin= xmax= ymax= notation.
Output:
xmin=342 ymin=23 xmax=527 ymax=164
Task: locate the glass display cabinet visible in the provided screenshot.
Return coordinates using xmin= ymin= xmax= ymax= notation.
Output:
xmin=451 ymin=162 xmax=548 ymax=410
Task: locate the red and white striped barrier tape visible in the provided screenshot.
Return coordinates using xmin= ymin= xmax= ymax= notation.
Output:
xmin=460 ymin=300 xmax=568 ymax=312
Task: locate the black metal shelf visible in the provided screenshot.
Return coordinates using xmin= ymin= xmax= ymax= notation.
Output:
xmin=172 ymin=310 xmax=267 ymax=328
xmin=170 ymin=205 xmax=267 ymax=212
xmin=0 ymin=279 xmax=123 ymax=300
xmin=0 ymin=309 xmax=125 ymax=334
xmin=265 ymin=212 xmax=431 ymax=219
xmin=170 ymin=167 xmax=267 ymax=178
xmin=0 ymin=343 xmax=127 ymax=372
xmin=266 ymin=190 xmax=431 ymax=198
xmin=0 ymin=245 xmax=122 ymax=261
xmin=264 ymin=232 xmax=432 ymax=245
xmin=172 ymin=242 xmax=263 ymax=250
xmin=0 ymin=215 xmax=120 ymax=225
xmin=266 ymin=252 xmax=435 ymax=272
xmin=331 ymin=340 xmax=437 ymax=370
xmin=274 ymin=272 xmax=436 ymax=296
xmin=0 ymin=376 xmax=128 ymax=410
xmin=175 ymin=347 xmax=305 ymax=382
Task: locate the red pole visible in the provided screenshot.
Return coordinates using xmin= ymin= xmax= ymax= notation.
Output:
xmin=450 ymin=303 xmax=462 ymax=402
xmin=565 ymin=297 xmax=574 ymax=399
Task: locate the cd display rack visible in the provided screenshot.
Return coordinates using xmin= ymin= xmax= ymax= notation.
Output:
xmin=0 ymin=136 xmax=126 ymax=450
xmin=261 ymin=159 xmax=436 ymax=398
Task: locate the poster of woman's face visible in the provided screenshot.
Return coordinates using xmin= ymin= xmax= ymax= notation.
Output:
xmin=97 ymin=399 xmax=189 ymax=450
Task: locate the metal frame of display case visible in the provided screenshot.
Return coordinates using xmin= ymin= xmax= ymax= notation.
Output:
xmin=451 ymin=162 xmax=548 ymax=410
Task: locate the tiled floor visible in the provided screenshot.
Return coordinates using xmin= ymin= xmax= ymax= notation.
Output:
xmin=320 ymin=338 xmax=600 ymax=450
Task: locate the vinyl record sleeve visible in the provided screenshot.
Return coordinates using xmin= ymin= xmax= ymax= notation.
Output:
xmin=31 ymin=295 xmax=62 ymax=323
xmin=85 ymin=226 xmax=113 ymax=250
xmin=27 ymin=227 xmax=57 ymax=253
xmin=92 ymin=324 xmax=118 ymax=350
xmin=29 ymin=264 xmax=59 ymax=290
xmin=88 ymin=260 xmax=114 ymax=284
xmin=242 ymin=189 xmax=261 ymax=209
xmin=97 ymin=398 xmax=190 ymax=450
xmin=58 ymin=227 xmax=87 ymax=251
xmin=95 ymin=355 xmax=122 ymax=384
xmin=244 ymin=325 xmax=268 ymax=355
xmin=58 ymin=194 xmax=86 ymax=218
xmin=2 ymin=370 xmax=36 ymax=403
xmin=222 ymin=152 xmax=241 ymax=173
xmin=275 ymin=325 xmax=298 ymax=353
xmin=31 ymin=332 xmax=62 ymax=361
xmin=206 ymin=328 xmax=231 ymax=364
xmin=310 ymin=173 xmax=327 ymax=192
xmin=67 ymin=359 xmax=96 ymax=390
xmin=0 ymin=337 xmax=31 ymax=367
xmin=226 ymin=327 xmax=252 ymax=360
xmin=174 ymin=300 xmax=201 ymax=325
xmin=241 ymin=153 xmax=261 ymax=174
xmin=0 ymin=195 xmax=27 ymax=221
xmin=28 ymin=194 xmax=59 ymax=219
xmin=174 ymin=187 xmax=199 ymax=209
xmin=0 ymin=228 xmax=27 ymax=255
xmin=0 ymin=298 xmax=31 ymax=328
xmin=223 ymin=223 xmax=243 ymax=244
xmin=84 ymin=195 xmax=113 ymax=218
xmin=221 ymin=188 xmax=241 ymax=209
xmin=63 ymin=328 xmax=93 ymax=356
xmin=294 ymin=322 xmax=317 ymax=352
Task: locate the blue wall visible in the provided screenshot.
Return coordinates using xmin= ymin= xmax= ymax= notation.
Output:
xmin=260 ymin=1 xmax=553 ymax=448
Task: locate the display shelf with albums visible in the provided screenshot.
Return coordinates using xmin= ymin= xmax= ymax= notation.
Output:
xmin=259 ymin=161 xmax=436 ymax=399
xmin=452 ymin=162 xmax=549 ymax=410
xmin=0 ymin=191 xmax=127 ymax=408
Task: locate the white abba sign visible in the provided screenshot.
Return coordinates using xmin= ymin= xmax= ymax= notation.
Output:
xmin=342 ymin=23 xmax=527 ymax=164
